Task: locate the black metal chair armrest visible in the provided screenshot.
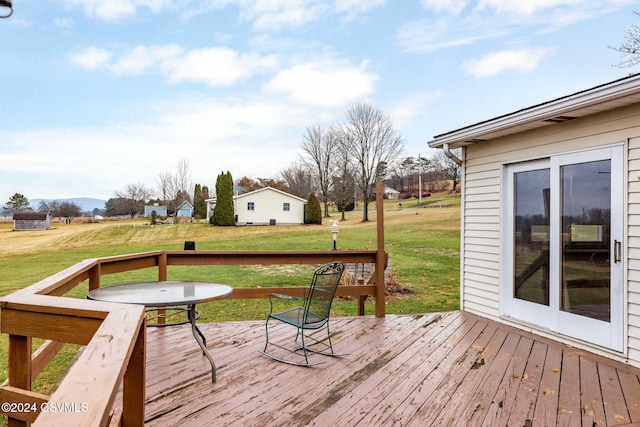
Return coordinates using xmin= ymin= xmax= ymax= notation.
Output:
xmin=270 ymin=293 xmax=304 ymax=301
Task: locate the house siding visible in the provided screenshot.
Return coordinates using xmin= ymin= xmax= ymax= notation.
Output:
xmin=235 ymin=188 xmax=305 ymax=225
xmin=627 ymin=135 xmax=640 ymax=364
xmin=461 ymin=158 xmax=502 ymax=318
xmin=462 ymin=102 xmax=640 ymax=365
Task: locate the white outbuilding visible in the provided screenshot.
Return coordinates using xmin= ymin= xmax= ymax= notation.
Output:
xmin=206 ymin=187 xmax=307 ymax=225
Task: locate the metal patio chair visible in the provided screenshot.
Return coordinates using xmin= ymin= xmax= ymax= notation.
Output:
xmin=259 ymin=261 xmax=346 ymax=366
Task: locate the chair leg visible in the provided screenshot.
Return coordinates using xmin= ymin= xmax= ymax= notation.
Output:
xmin=325 ymin=322 xmax=334 ymax=355
xmin=263 ymin=317 xmax=271 ymax=352
xmin=260 ymin=318 xmax=325 ymax=366
xmin=292 ymin=323 xmax=346 ymax=358
xmin=299 ymin=328 xmax=310 ymax=365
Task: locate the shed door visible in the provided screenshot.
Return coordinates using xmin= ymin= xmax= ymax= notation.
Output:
xmin=502 ymin=146 xmax=624 ymax=351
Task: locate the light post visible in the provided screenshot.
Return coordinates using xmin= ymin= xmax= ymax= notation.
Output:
xmin=417 ymin=153 xmax=424 ymax=205
xmin=331 ymin=220 xmax=339 ymax=250
xmin=0 ymin=1 xmax=13 ymax=18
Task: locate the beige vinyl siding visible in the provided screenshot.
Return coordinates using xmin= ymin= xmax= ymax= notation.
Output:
xmin=627 ymin=136 xmax=640 ymax=363
xmin=461 ymin=159 xmax=501 ymax=318
xmin=460 ymin=102 xmax=640 ymax=364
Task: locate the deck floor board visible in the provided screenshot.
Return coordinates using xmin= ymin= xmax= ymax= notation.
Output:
xmin=124 ymin=311 xmax=640 ymax=426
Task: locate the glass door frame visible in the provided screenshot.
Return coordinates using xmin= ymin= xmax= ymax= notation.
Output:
xmin=501 ymin=145 xmax=625 ymax=351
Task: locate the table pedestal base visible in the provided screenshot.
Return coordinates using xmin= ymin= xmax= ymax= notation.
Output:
xmin=188 ymin=304 xmax=216 ymax=383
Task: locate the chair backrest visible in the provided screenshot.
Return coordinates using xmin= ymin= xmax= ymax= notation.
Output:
xmin=302 ymin=261 xmax=345 ymax=325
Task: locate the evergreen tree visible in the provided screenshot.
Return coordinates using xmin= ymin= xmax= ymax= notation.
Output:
xmin=193 ymin=184 xmax=208 ymax=219
xmin=213 ymin=171 xmax=235 ymax=226
xmin=305 ymin=193 xmax=322 ymax=225
xmin=4 ymin=193 xmax=29 ymax=211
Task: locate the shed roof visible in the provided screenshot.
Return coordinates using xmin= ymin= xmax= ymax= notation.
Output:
xmin=428 ymin=73 xmax=640 ymax=149
xmin=13 ymin=212 xmax=49 ymax=221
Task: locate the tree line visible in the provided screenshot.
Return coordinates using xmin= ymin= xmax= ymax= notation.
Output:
xmin=5 ymin=102 xmax=459 ymax=223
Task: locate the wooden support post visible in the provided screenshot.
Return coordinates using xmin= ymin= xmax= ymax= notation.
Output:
xmin=8 ymin=334 xmax=31 ymax=427
xmin=158 ymin=253 xmax=168 ymax=281
xmin=122 ymin=321 xmax=145 ymax=426
xmin=88 ymin=264 xmax=101 ymax=291
xmin=375 ymin=181 xmax=386 ymax=317
xmin=157 ymin=253 xmax=168 ymax=324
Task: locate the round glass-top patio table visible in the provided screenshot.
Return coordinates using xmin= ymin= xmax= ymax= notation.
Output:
xmin=87 ymin=281 xmax=233 ymax=383
xmin=87 ymin=280 xmax=233 ymax=307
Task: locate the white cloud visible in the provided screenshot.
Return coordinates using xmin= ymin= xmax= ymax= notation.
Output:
xmin=421 ymin=0 xmax=467 ymax=15
xmin=68 ymin=47 xmax=113 ymax=69
xmin=237 ymin=0 xmax=328 ymax=31
xmin=0 ymin=94 xmax=318 ymax=200
xmin=111 ymin=44 xmax=183 ymax=75
xmin=400 ymin=0 xmax=633 ymax=54
xmin=235 ymin=0 xmax=386 ymax=32
xmin=65 ymin=0 xmax=137 ymax=20
xmin=165 ymin=47 xmax=280 ymax=86
xmin=73 ymin=44 xmax=280 ymax=87
xmin=255 ymin=7 xmax=320 ymax=31
xmin=397 ymin=19 xmax=505 ymax=53
xmin=264 ymin=59 xmax=377 ymax=107
xmin=462 ymin=47 xmax=555 ymax=77
xmin=64 ymin=0 xmax=177 ymax=20
xmin=389 ymin=91 xmax=444 ymax=129
xmin=334 ymin=0 xmax=386 ymax=16
xmin=477 ymin=0 xmax=583 ymax=15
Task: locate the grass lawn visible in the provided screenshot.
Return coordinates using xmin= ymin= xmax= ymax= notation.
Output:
xmin=0 ymin=194 xmax=461 ymax=395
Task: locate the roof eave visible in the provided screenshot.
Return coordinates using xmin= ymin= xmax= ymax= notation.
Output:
xmin=428 ymin=74 xmax=640 ymax=149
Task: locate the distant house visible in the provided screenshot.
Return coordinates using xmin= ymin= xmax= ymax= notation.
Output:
xmin=206 ymin=187 xmax=306 ymax=225
xmin=144 ymin=204 xmax=168 ymax=217
xmin=13 ymin=212 xmax=51 ymax=231
xmin=176 ymin=200 xmax=194 ymax=218
xmin=384 ymin=187 xmax=400 ymax=200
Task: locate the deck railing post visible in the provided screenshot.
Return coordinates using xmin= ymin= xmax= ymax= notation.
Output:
xmin=375 ymin=181 xmax=386 ymax=317
xmin=157 ymin=253 xmax=168 ymax=323
xmin=88 ymin=263 xmax=101 ymax=291
xmin=8 ymin=333 xmax=31 ymax=427
xmin=158 ymin=253 xmax=168 ymax=281
xmin=122 ymin=321 xmax=146 ymax=426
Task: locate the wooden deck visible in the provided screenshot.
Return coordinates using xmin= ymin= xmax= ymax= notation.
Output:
xmin=134 ymin=311 xmax=640 ymax=426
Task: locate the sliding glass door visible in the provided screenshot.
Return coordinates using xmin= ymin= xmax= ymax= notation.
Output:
xmin=503 ymin=146 xmax=624 ymax=351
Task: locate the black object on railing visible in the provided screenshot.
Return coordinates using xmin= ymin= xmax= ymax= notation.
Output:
xmin=184 ymin=241 xmax=196 ymax=250
xmin=0 ymin=0 xmax=12 ymax=18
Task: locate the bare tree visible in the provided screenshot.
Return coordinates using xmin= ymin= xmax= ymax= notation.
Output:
xmin=156 ymin=171 xmax=175 ymax=205
xmin=156 ymin=159 xmax=193 ymax=215
xmin=301 ymin=125 xmax=340 ymax=217
xmin=432 ymin=149 xmax=462 ymax=193
xmin=611 ymin=10 xmax=640 ymax=68
xmin=280 ymin=162 xmax=315 ymax=199
xmin=115 ymin=183 xmax=154 ymax=218
xmin=332 ymin=142 xmax=356 ymax=221
xmin=339 ymin=102 xmax=405 ymax=221
xmin=174 ymin=158 xmax=192 ymax=204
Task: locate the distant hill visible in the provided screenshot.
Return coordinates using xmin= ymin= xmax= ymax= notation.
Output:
xmin=30 ymin=198 xmax=107 ymax=213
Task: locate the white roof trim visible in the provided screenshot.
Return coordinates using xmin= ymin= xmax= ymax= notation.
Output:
xmin=205 ymin=187 xmax=307 ymax=204
xmin=428 ymin=74 xmax=640 ymax=149
xmin=234 ymin=186 xmax=308 ymax=203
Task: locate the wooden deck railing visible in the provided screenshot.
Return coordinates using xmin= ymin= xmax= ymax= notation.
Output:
xmin=0 ymin=183 xmax=387 ymax=426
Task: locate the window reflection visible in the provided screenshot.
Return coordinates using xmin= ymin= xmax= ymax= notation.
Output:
xmin=561 ymin=160 xmax=611 ymax=321
xmin=513 ymin=168 xmax=550 ymax=305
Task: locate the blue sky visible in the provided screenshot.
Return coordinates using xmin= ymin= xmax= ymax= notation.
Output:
xmin=0 ymin=0 xmax=637 ymax=202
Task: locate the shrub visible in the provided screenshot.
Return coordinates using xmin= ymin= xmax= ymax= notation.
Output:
xmin=305 ymin=193 xmax=322 ymax=224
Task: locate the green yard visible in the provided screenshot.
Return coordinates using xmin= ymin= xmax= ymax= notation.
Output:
xmin=0 ymin=195 xmax=461 ymax=394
